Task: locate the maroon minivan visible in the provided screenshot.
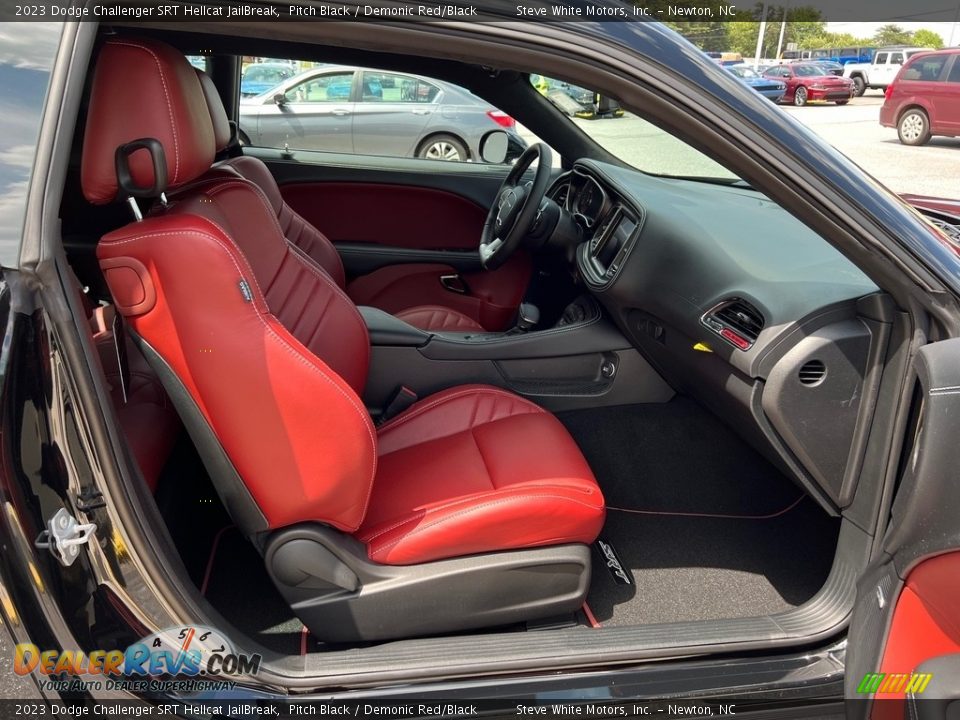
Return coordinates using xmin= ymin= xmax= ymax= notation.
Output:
xmin=880 ymin=48 xmax=960 ymax=145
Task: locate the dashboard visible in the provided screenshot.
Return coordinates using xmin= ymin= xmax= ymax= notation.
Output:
xmin=558 ymin=167 xmax=643 ymax=286
xmin=549 ymin=160 xmax=885 ymax=511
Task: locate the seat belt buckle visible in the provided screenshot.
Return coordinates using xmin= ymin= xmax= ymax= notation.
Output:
xmin=379 ymin=386 xmax=418 ymax=425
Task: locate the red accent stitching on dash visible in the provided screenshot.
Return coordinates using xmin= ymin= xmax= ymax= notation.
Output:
xmin=606 ymin=494 xmax=805 ymax=520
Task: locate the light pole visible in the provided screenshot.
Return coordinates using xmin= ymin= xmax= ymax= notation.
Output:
xmin=950 ymin=2 xmax=960 ymax=46
xmin=775 ymin=2 xmax=790 ymax=61
xmin=754 ymin=3 xmax=769 ymax=70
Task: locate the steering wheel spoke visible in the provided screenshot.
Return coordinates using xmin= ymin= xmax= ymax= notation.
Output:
xmin=480 ymin=238 xmax=504 ymax=265
xmin=479 ymin=143 xmax=554 ymax=270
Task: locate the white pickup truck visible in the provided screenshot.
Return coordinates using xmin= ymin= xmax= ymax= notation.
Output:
xmin=844 ymin=47 xmax=932 ymax=96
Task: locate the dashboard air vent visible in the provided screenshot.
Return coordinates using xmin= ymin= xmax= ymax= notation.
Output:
xmin=702 ymin=299 xmax=765 ymax=350
xmin=799 ymin=359 xmax=827 ymax=386
xmin=551 ymin=181 xmax=570 ymax=208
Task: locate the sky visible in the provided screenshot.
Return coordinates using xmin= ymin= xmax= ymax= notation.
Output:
xmin=826 ymin=22 xmax=960 ymax=46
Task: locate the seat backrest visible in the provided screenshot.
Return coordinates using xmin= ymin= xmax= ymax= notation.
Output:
xmin=82 ymin=38 xmax=376 ymax=535
xmin=195 ymin=70 xmax=347 ymax=288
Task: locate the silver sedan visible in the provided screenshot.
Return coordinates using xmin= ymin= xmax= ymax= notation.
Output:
xmin=239 ymin=65 xmax=525 ymax=162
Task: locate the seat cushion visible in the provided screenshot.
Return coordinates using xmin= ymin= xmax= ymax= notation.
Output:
xmin=394 ymin=305 xmax=485 ymax=332
xmin=357 ymin=385 xmax=605 ymax=565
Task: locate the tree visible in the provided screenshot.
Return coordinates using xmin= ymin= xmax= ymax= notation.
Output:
xmin=725 ymin=22 xmax=776 ymax=55
xmin=911 ymin=29 xmax=944 ymax=49
xmin=665 ymin=21 xmax=730 ymax=52
xmin=873 ymin=24 xmax=913 ymax=47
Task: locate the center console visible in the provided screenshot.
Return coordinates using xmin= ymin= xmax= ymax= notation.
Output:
xmin=360 ymin=297 xmax=673 ymax=415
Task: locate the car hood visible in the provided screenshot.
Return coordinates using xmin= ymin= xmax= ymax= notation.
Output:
xmin=902 ymin=194 xmax=960 ymax=218
xmin=742 ymin=76 xmax=784 ymax=88
xmin=902 ymin=194 xmax=960 ymax=254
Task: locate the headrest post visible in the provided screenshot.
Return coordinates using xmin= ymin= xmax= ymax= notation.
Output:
xmin=126 ymin=197 xmax=143 ymax=223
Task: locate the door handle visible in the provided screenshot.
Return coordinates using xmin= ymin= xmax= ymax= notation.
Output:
xmin=411 ymin=108 xmax=431 ymax=115
xmin=440 ymin=274 xmax=470 ymax=294
xmin=331 ymin=108 xmax=352 ymax=116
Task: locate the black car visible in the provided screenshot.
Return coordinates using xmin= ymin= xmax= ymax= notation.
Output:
xmin=806 ymin=60 xmax=846 ymax=76
xmin=2 ymin=6 xmax=960 ymax=717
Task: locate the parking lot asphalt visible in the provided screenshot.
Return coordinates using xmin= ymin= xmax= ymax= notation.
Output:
xmin=522 ymin=94 xmax=959 ymax=198
xmin=781 ymin=94 xmax=960 ymax=198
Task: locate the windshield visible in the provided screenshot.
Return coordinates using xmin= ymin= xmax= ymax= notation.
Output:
xmin=529 ymin=74 xmax=740 ymax=182
xmin=793 ymin=64 xmax=826 ymax=77
xmin=729 ymin=66 xmax=759 ymax=79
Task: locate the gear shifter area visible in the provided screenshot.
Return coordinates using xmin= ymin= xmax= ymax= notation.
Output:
xmin=510 ymin=302 xmax=541 ymax=334
xmin=557 ymin=296 xmax=598 ymax=327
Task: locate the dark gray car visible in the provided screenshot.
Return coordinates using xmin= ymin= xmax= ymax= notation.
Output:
xmin=239 ymin=65 xmax=525 ymax=162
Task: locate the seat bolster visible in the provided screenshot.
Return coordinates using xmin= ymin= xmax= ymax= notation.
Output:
xmin=376 ymin=384 xmax=543 ymax=456
xmin=358 ymin=483 xmax=605 ymax=565
xmin=280 ymin=206 xmax=347 ymax=288
xmin=395 ymin=305 xmax=485 ymax=332
xmin=222 ymin=156 xmax=285 ymax=211
xmin=222 ymin=156 xmax=347 ymax=289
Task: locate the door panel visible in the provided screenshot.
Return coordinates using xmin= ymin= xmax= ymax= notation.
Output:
xmin=280 ymin=182 xmax=486 ymax=249
xmin=261 ymin=155 xmax=534 ymax=330
xmin=346 ymin=255 xmax=531 ymax=332
xmin=942 ymin=57 xmax=960 ymax=133
xmin=846 ymin=338 xmax=960 ymax=716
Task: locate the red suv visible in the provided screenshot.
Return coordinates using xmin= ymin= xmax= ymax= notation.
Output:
xmin=880 ymin=48 xmax=960 ymax=145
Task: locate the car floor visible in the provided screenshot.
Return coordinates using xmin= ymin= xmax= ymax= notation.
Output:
xmin=557 ymin=397 xmax=840 ymax=627
xmin=155 ymin=438 xmax=320 ymax=655
xmin=157 ymin=395 xmax=839 ymax=652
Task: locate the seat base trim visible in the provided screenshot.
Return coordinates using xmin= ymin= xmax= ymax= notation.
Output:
xmin=264 ymin=524 xmax=591 ymax=643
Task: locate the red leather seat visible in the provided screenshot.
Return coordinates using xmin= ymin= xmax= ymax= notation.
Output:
xmin=365 ymin=385 xmax=604 ymax=564
xmin=82 ymin=38 xmax=603 ymax=638
xmin=193 ymin=71 xmax=485 ymax=333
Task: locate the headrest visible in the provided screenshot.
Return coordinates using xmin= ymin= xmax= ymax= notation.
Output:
xmin=81 ymin=38 xmax=215 ymax=205
xmin=195 ymin=69 xmax=232 ymax=154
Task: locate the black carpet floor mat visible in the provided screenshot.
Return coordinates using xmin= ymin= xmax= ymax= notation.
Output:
xmin=558 ymin=398 xmax=803 ymax=516
xmin=558 ymin=398 xmax=840 ymax=627
xmin=162 ymin=395 xmax=839 ymax=645
xmin=587 ymin=500 xmax=838 ymax=626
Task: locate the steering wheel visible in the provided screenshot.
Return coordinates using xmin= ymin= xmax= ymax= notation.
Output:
xmin=479 ymin=143 xmax=554 ymax=270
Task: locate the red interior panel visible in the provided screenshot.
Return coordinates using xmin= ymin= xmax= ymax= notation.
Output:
xmin=279 ymin=182 xmax=487 ymax=249
xmin=874 ymin=551 xmax=960 ymax=710
xmin=347 ymin=254 xmax=531 ymax=331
